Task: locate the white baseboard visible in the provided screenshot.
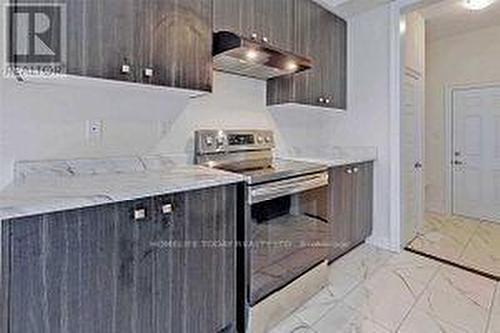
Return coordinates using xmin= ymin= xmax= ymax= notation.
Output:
xmin=366 ymin=236 xmax=399 ymax=252
xmin=425 ymin=204 xmax=446 ymax=215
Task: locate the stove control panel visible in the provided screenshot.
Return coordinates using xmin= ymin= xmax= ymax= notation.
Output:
xmin=195 ymin=129 xmax=274 ymax=155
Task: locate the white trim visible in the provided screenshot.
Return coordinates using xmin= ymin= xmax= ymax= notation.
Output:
xmin=367 ymin=236 xmax=399 ymax=253
xmin=389 ymin=1 xmax=403 ymax=251
xmin=444 ymin=81 xmax=500 ymax=217
xmin=444 ymin=85 xmax=454 ymax=216
xmin=389 ymin=0 xmax=429 ymax=250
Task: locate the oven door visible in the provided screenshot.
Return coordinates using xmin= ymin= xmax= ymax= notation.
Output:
xmin=249 ymin=172 xmax=330 ymax=305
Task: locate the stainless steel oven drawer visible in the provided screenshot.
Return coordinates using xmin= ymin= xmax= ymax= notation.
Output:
xmin=249 ymin=172 xmax=329 ymax=204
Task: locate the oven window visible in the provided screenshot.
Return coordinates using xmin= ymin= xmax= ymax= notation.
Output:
xmin=249 ymin=185 xmax=330 ymax=304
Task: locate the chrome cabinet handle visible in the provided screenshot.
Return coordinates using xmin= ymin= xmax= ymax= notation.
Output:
xmin=346 ymin=168 xmax=353 ymax=174
xmin=133 ymin=208 xmax=146 ymax=221
xmin=318 ymin=97 xmax=332 ymax=104
xmin=144 ymin=68 xmax=154 ymax=78
xmin=121 ymin=64 xmax=131 ymax=74
xmin=262 ymin=36 xmax=269 ymax=43
xmin=353 ymin=167 xmax=359 ymax=173
xmin=251 ymin=33 xmax=258 ymax=40
xmin=161 ymin=203 xmax=173 ymax=214
xmin=250 ymin=172 xmax=329 ymax=204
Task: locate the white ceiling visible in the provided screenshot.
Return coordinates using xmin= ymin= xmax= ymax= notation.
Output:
xmin=419 ymin=0 xmax=500 ymax=42
xmin=315 ymin=0 xmax=392 ymax=18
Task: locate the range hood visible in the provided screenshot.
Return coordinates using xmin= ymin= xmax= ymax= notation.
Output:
xmin=213 ymin=31 xmax=313 ymax=80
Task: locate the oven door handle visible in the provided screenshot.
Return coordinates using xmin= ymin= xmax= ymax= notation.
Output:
xmin=249 ymin=172 xmax=329 ymax=204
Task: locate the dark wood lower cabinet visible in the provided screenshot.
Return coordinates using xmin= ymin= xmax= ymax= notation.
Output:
xmin=1 ymin=185 xmax=237 ymax=333
xmin=351 ymin=163 xmax=374 ymax=245
xmin=329 ymin=162 xmax=374 ymax=260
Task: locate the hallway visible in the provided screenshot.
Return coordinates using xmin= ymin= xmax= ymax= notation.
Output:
xmin=407 ymin=213 xmax=500 ymax=279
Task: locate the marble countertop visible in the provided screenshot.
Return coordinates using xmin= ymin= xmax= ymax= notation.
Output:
xmin=278 ymin=146 xmax=377 ymax=167
xmin=0 ymin=163 xmax=244 ymax=221
xmin=0 ymin=148 xmax=376 ymax=221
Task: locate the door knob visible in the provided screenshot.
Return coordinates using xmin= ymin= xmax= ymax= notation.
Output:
xmin=352 ymin=167 xmax=359 ymax=173
xmin=346 ymin=168 xmax=353 ymax=174
xmin=261 ymin=36 xmax=269 ymax=43
xmin=251 ymin=33 xmax=258 ymax=40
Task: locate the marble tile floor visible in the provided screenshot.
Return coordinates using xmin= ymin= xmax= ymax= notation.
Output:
xmin=407 ymin=213 xmax=500 ymax=279
xmin=270 ymin=243 xmax=500 ymax=333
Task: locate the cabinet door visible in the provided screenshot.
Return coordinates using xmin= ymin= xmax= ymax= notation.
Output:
xmin=267 ymin=0 xmax=347 ymax=109
xmin=254 ymin=0 xmax=295 ymax=51
xmin=165 ymin=185 xmax=237 ymax=332
xmin=214 ymin=0 xmax=294 ymax=52
xmin=66 ymin=0 xmax=137 ymax=82
xmin=213 ymin=0 xmax=255 ymax=39
xmin=291 ymin=0 xmax=324 ymax=107
xmin=351 ymin=163 xmax=374 ymax=245
xmin=5 ymin=199 xmax=145 ymax=333
xmin=323 ymin=15 xmax=347 ymax=109
xmin=137 ymin=0 xmax=213 ymax=92
xmin=267 ymin=0 xmax=323 ymax=107
xmin=329 ymin=166 xmax=354 ymax=260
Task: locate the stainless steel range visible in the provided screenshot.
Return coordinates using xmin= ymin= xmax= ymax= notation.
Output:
xmin=195 ymin=129 xmax=331 ymax=331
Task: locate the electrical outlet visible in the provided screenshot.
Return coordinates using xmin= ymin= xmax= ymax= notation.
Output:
xmin=86 ymin=120 xmax=103 ymax=145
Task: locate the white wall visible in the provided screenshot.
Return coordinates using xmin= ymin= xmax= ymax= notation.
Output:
xmin=404 ymin=12 xmax=425 ymax=75
xmin=1 ymin=71 xmax=328 ymax=187
xmin=425 ymin=24 xmax=500 ymax=213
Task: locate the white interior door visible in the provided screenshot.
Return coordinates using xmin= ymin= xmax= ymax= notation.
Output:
xmin=401 ymin=72 xmax=424 ymax=244
xmin=453 ymin=87 xmax=500 ymax=222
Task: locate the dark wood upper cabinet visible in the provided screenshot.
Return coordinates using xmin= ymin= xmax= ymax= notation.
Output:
xmin=213 ymin=0 xmax=294 ymax=52
xmin=12 ymin=0 xmax=213 ymax=92
xmin=136 ymin=0 xmax=213 ymax=91
xmin=267 ymin=0 xmax=347 ymax=110
xmin=65 ymin=0 xmax=137 ymax=83
xmin=213 ymin=0 xmax=255 ymax=39
xmin=253 ymin=0 xmax=295 ymax=51
xmin=1 ymin=185 xmax=237 ymax=333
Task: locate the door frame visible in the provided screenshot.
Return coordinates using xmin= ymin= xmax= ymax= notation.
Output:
xmin=401 ymin=69 xmax=425 ymax=244
xmin=389 ymin=0 xmax=444 ymax=250
xmin=444 ymin=81 xmax=500 ymax=217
